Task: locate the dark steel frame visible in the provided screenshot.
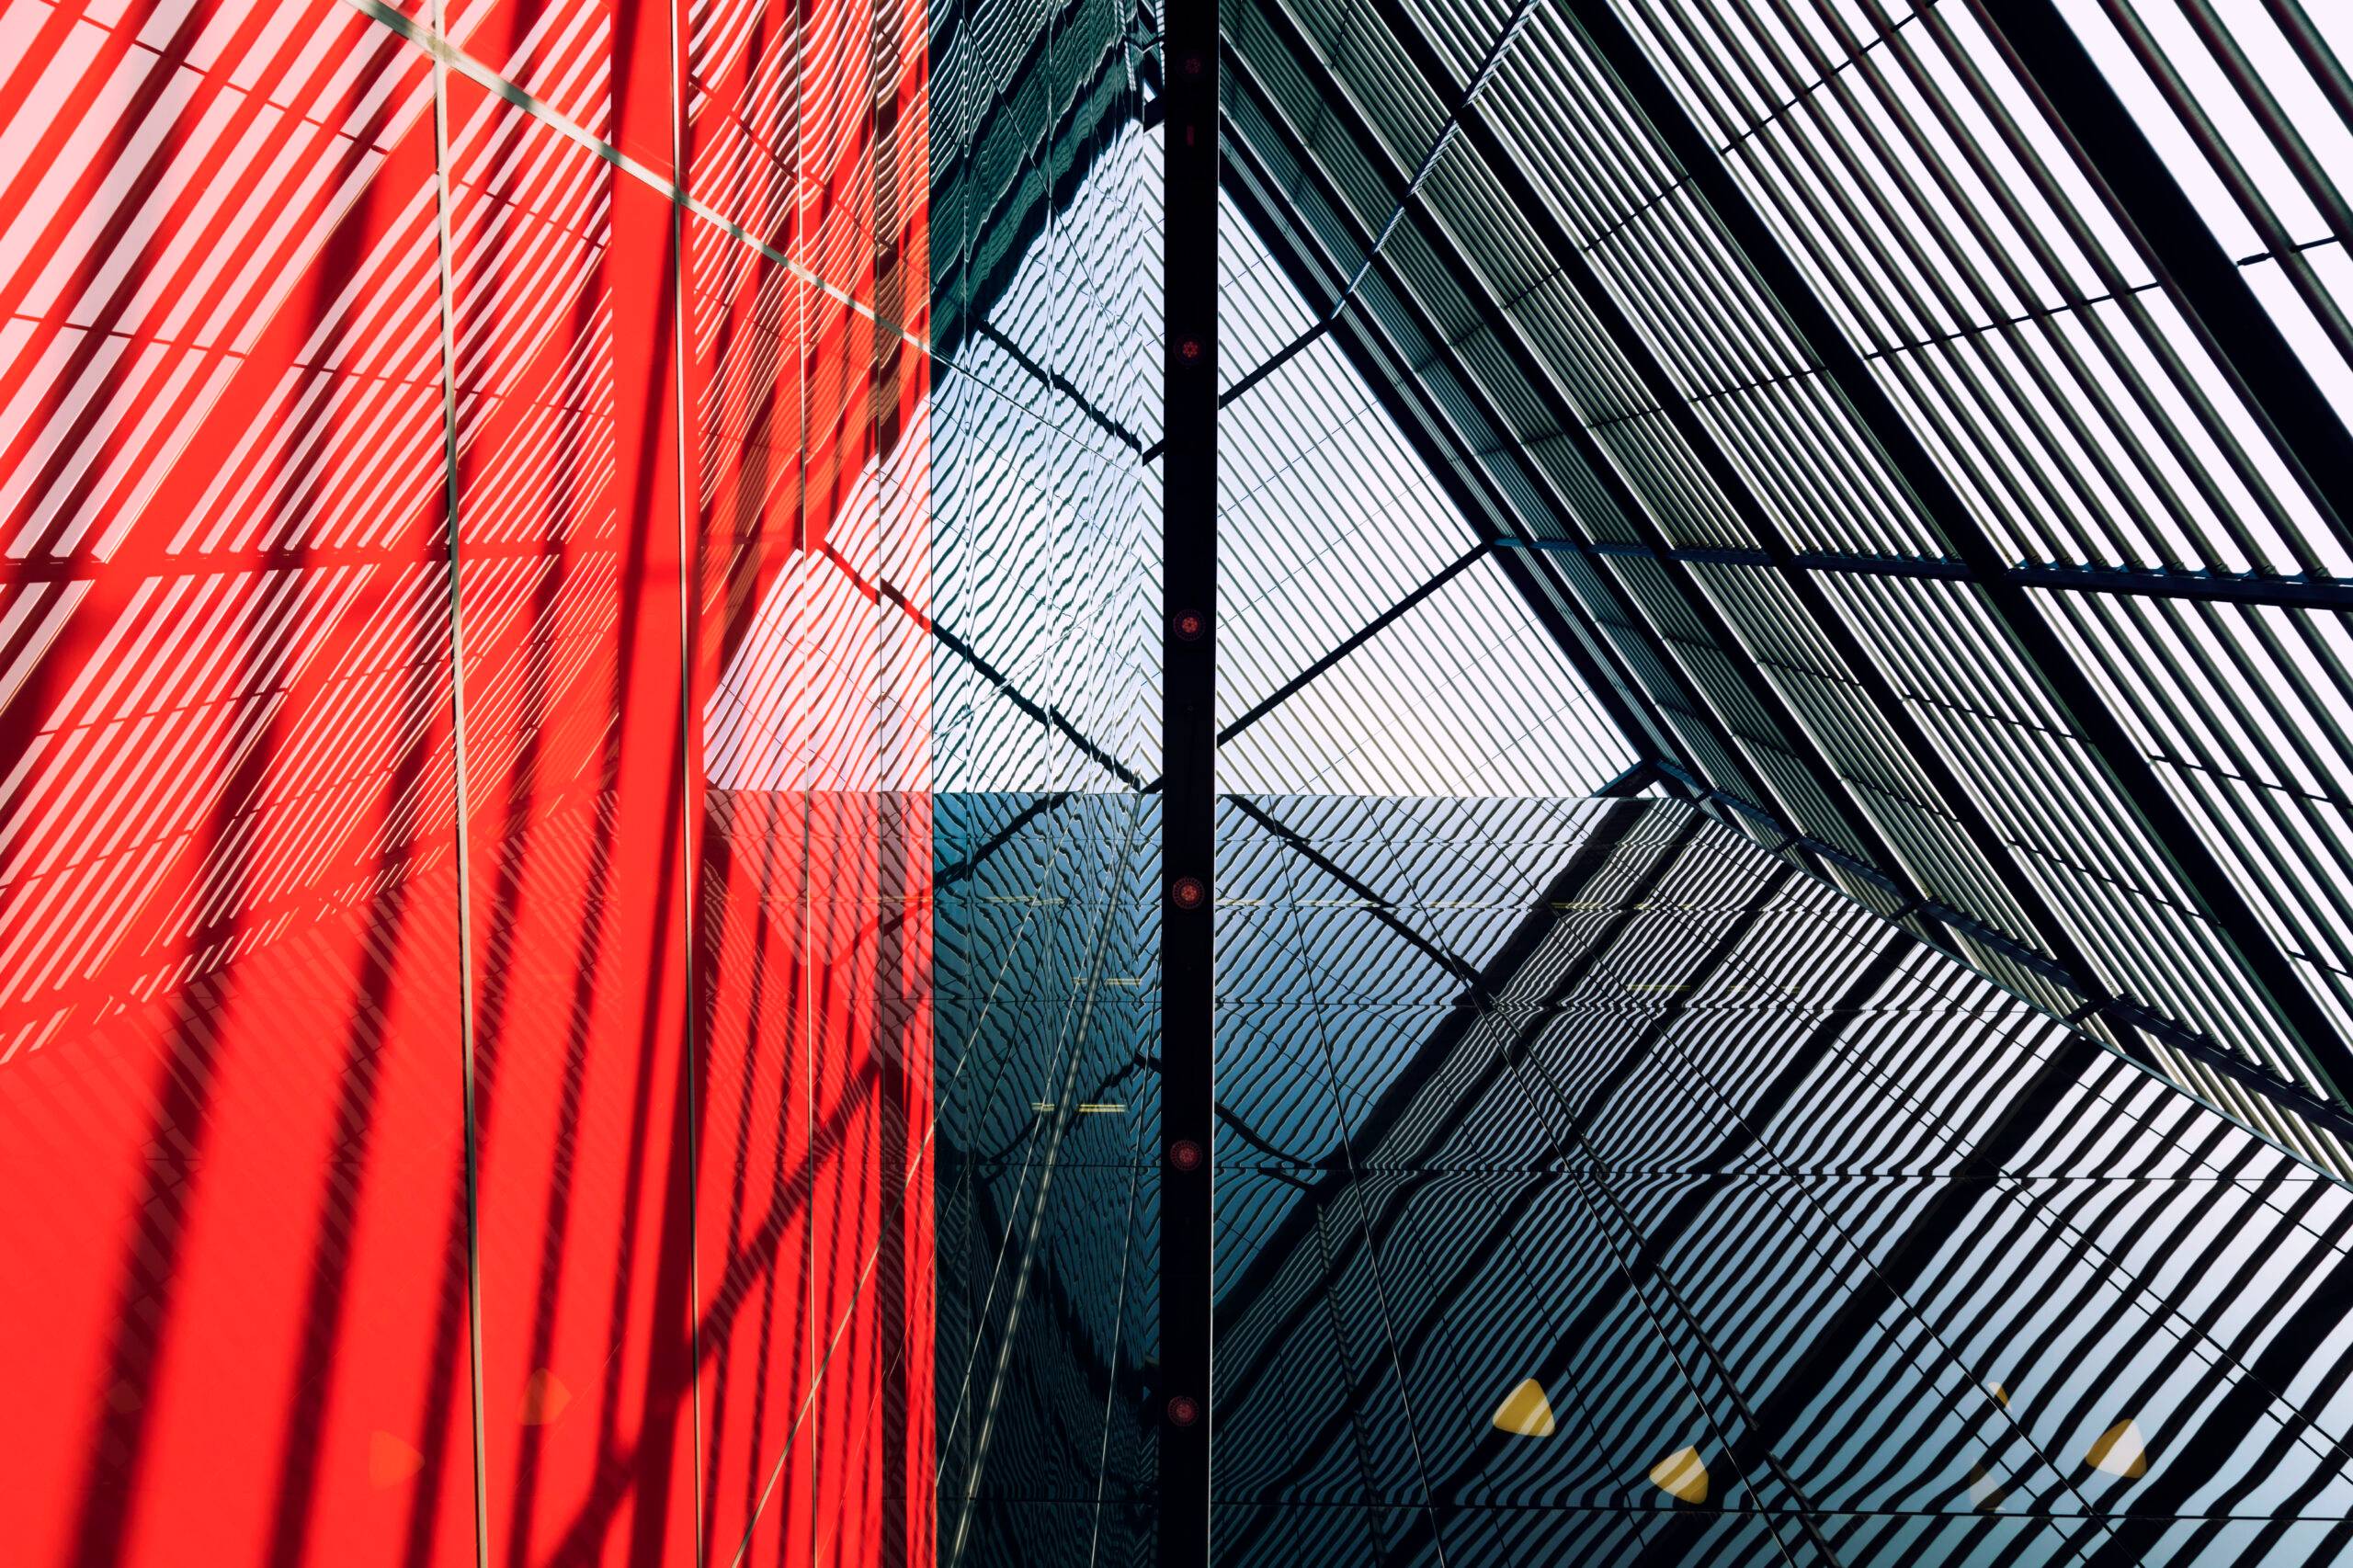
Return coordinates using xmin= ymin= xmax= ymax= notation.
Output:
xmin=1161 ymin=0 xmax=1219 ymax=1558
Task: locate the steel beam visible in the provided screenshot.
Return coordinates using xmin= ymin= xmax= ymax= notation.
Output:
xmin=1158 ymin=0 xmax=1217 ymax=1554
xmin=1974 ymin=0 xmax=2353 ymax=551
xmin=2008 ymin=561 xmax=2353 ymax=610
xmin=1499 ymin=539 xmax=2353 ymax=610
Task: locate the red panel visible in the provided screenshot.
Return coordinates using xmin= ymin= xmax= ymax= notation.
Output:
xmin=442 ymin=37 xmax=702 ymax=1568
xmin=0 ymin=0 xmax=929 ymax=1561
xmin=0 ymin=5 xmax=477 ymax=1566
xmin=682 ymin=0 xmax=934 ymax=1551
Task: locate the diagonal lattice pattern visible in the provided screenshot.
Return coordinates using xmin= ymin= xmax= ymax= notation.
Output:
xmin=1220 ymin=0 xmax=2353 ymax=1176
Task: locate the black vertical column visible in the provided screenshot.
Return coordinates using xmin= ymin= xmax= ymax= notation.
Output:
xmin=1160 ymin=0 xmax=1217 ymax=1556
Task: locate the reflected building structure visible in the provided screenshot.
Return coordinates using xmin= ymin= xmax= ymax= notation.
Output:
xmin=1211 ymin=796 xmax=2353 ymax=1564
xmin=8 ymin=0 xmax=2353 ymax=1563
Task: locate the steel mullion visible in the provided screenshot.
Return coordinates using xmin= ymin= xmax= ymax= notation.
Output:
xmin=1526 ymin=539 xmax=2353 ymax=614
xmin=2013 ymin=562 xmax=2353 ymax=608
xmin=1159 ymin=0 xmax=1215 ymax=1545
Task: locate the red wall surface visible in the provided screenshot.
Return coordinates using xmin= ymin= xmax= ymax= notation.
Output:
xmin=0 ymin=2 xmax=934 ymax=1564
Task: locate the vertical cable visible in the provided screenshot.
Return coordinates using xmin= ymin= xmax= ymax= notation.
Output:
xmin=426 ymin=7 xmax=493 ymax=1565
xmin=665 ymin=0 xmax=707 ymax=1559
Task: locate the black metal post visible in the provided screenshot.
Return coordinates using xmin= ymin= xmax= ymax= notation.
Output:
xmin=1161 ymin=0 xmax=1218 ymax=1555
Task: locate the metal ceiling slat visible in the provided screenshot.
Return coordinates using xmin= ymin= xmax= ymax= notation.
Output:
xmin=1231 ymin=0 xmax=1912 ymax=895
xmin=1560 ymin=0 xmax=2353 ymax=1118
xmin=1972 ymin=0 xmax=2353 ymax=558
xmin=1329 ymin=0 xmax=2136 ymax=1072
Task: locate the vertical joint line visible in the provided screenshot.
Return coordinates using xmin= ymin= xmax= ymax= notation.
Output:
xmin=663 ymin=0 xmax=706 ymax=1562
xmin=426 ymin=11 xmax=492 ymax=1568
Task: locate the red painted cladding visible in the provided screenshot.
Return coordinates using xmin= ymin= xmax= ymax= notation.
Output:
xmin=0 ymin=1 xmax=933 ymax=1564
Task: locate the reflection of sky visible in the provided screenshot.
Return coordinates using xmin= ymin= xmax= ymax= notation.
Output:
xmin=921 ymin=108 xmax=1631 ymax=797
xmin=929 ymin=119 xmax=1165 ymax=793
xmin=1212 ymin=194 xmax=1633 ymax=795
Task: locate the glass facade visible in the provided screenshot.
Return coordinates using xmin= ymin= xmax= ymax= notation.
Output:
xmin=924 ymin=0 xmax=1165 ymax=1557
xmin=9 ymin=0 xmax=2353 ymax=1563
xmin=934 ymin=793 xmax=1162 ymax=1565
xmin=1212 ymin=794 xmax=2353 ymax=1564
